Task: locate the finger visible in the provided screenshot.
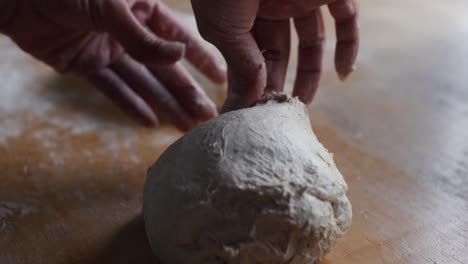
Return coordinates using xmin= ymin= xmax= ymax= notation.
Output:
xmin=328 ymin=0 xmax=359 ymax=80
xmin=85 ymin=68 xmax=158 ymax=128
xmin=130 ymin=1 xmax=154 ymax=27
xmin=111 ymin=54 xmax=196 ymax=131
xmin=252 ymin=18 xmax=291 ymax=93
xmin=96 ymin=0 xmax=185 ymax=65
xmin=292 ymin=8 xmax=326 ymax=104
xmin=192 ymin=0 xmax=264 ymax=112
xmin=149 ymin=1 xmax=227 ymax=84
xmin=149 ymin=63 xmax=218 ymax=122
xmin=219 ymin=34 xmax=266 ymax=113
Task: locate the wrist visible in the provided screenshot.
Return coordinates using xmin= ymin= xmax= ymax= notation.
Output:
xmin=0 ymin=0 xmax=19 ymax=33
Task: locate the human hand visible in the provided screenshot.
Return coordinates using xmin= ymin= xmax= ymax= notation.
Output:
xmin=191 ymin=0 xmax=359 ymax=111
xmin=1 ymin=0 xmax=226 ymax=131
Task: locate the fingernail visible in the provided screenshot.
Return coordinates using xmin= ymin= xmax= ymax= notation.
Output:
xmin=148 ymin=41 xmax=185 ymax=65
xmin=215 ymin=63 xmax=228 ymax=84
xmin=138 ymin=112 xmax=159 ymax=128
xmin=188 ymin=93 xmax=218 ymax=121
xmin=143 ymin=119 xmax=159 ymax=128
xmin=199 ymin=99 xmax=218 ymax=121
xmin=338 ymin=73 xmax=348 ymax=81
xmin=338 ymin=65 xmax=357 ymax=81
xmin=219 ymin=62 xmax=227 ymax=74
xmin=162 ymin=42 xmax=186 ymax=63
xmin=168 ymin=42 xmax=186 ymax=56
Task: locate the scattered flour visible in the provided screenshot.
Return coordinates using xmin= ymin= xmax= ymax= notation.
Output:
xmin=48 ymin=152 xmax=65 ymax=166
xmin=0 ymin=202 xmax=37 ymax=231
xmin=0 ymin=118 xmax=24 ymax=145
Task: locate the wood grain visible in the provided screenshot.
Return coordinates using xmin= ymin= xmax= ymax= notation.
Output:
xmin=1 ymin=0 xmax=467 ymax=263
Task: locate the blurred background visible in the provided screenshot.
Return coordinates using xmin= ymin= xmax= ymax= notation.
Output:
xmin=0 ymin=0 xmax=467 ymax=263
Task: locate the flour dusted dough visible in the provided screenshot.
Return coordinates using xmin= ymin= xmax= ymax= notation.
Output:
xmin=144 ymin=94 xmax=352 ymax=264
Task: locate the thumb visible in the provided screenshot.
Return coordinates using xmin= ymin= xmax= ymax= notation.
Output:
xmin=96 ymin=0 xmax=185 ymax=65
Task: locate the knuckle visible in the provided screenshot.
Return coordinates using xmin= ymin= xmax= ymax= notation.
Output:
xmin=299 ymin=38 xmax=325 ymax=48
xmin=195 ymin=18 xmax=250 ymax=47
xmin=90 ymin=0 xmax=126 ymax=29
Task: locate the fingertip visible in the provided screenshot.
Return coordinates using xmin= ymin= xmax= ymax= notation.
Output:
xmin=293 ymin=89 xmax=314 ymax=105
xmin=160 ymin=41 xmax=186 ymax=64
xmin=221 ymin=88 xmax=265 ymax=113
xmin=337 ymin=64 xmax=356 ymax=81
xmin=148 ymin=3 xmax=228 ymax=84
xmin=141 ymin=115 xmax=160 ymax=128
xmin=203 ymin=55 xmax=228 ymax=84
xmin=135 ymin=40 xmax=185 ymax=66
xmin=128 ymin=101 xmax=160 ymax=128
xmin=212 ymin=67 xmax=228 ymax=84
xmin=179 ymin=89 xmax=218 ymax=122
xmin=197 ymin=99 xmax=218 ymax=121
xmin=171 ymin=41 xmax=186 ymax=55
xmin=338 ymin=73 xmax=348 ymax=81
xmin=178 ymin=88 xmax=218 ymax=122
xmin=187 ymin=54 xmax=228 ymax=84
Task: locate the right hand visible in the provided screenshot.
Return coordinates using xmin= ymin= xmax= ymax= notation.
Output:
xmin=191 ymin=0 xmax=359 ymax=112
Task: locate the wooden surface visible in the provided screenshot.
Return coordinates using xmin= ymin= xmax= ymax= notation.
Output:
xmin=1 ymin=0 xmax=468 ymax=263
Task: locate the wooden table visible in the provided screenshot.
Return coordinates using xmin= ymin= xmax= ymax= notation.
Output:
xmin=1 ymin=0 xmax=467 ymax=263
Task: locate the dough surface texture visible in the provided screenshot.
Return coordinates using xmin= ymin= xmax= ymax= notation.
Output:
xmin=144 ymin=95 xmax=352 ymax=264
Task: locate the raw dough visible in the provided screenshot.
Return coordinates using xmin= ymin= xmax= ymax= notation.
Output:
xmin=144 ymin=94 xmax=352 ymax=264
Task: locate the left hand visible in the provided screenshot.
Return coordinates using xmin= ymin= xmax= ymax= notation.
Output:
xmin=1 ymin=0 xmax=226 ymax=131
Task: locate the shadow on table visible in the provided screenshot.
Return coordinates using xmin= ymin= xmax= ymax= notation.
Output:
xmin=90 ymin=215 xmax=159 ymax=264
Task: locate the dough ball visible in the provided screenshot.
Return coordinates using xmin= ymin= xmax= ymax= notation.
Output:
xmin=144 ymin=94 xmax=352 ymax=264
